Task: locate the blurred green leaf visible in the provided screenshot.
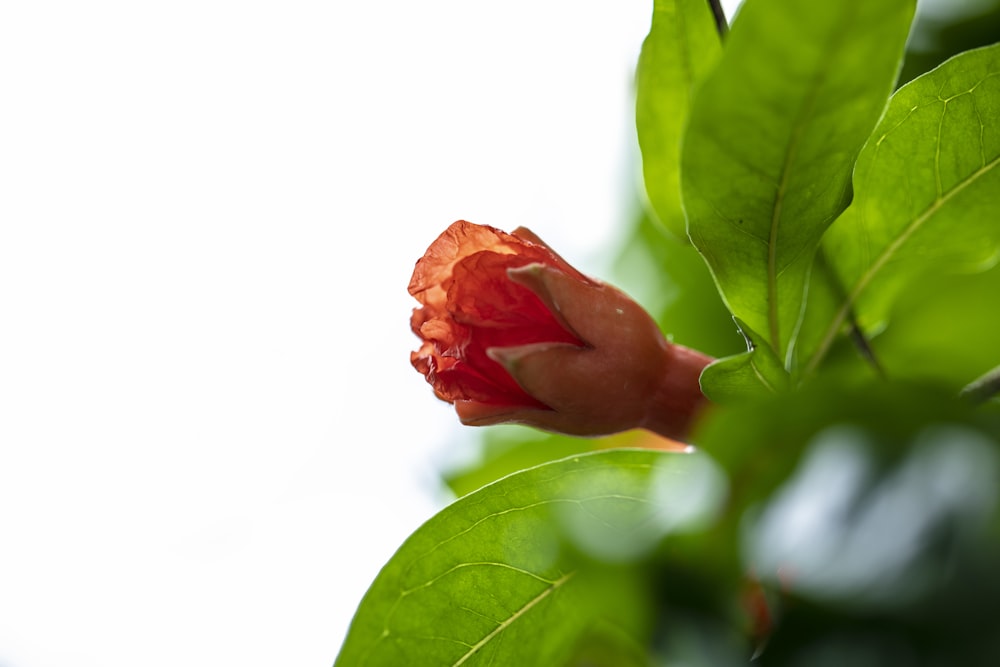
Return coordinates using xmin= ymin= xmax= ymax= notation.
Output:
xmin=808 ymin=43 xmax=1000 ymax=373
xmin=694 ymin=379 xmax=1000 ymax=587
xmin=636 ymin=0 xmax=721 ymax=239
xmin=337 ymin=449 xmax=724 ymax=666
xmin=695 ymin=380 xmax=990 ymax=508
xmin=900 ymin=0 xmax=1000 ymax=86
xmin=700 ymin=318 xmax=790 ymax=403
xmin=681 ymin=0 xmax=915 ymax=363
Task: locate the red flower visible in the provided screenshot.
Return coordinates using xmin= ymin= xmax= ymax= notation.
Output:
xmin=409 ymin=220 xmax=712 ymax=439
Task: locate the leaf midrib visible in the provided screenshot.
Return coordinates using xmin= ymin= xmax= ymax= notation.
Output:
xmin=767 ymin=4 xmax=855 ymax=358
xmin=768 ymin=73 xmax=822 ymax=355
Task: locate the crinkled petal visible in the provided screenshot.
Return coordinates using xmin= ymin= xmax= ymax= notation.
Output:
xmin=409 ymin=221 xmax=588 ymax=410
xmin=408 ymin=220 xmax=590 ymax=310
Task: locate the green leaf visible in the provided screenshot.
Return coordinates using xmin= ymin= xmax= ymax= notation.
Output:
xmin=635 ymin=0 xmax=722 ymax=240
xmin=336 ymin=449 xmax=726 ymax=666
xmin=699 ymin=318 xmax=789 ymax=403
xmin=681 ymin=0 xmax=916 ymax=363
xmin=869 ymin=261 xmax=1000 ymax=391
xmin=442 ymin=425 xmax=684 ymax=499
xmin=807 ymin=43 xmax=1000 ymax=373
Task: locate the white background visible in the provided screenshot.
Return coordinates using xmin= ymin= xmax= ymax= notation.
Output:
xmin=0 ymin=1 xmax=767 ymax=665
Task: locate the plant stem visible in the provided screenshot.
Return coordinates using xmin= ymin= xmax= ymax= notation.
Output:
xmin=847 ymin=312 xmax=885 ymax=379
xmin=803 ymin=248 xmax=885 ymax=378
xmin=642 ymin=344 xmax=714 ymax=442
xmin=707 ymin=0 xmax=729 ymax=37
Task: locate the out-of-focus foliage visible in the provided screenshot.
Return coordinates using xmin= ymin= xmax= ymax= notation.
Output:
xmin=901 ymin=0 xmax=1000 ymax=85
xmin=696 ymin=381 xmax=1000 ymax=666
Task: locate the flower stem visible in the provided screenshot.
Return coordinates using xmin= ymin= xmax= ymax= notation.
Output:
xmin=642 ymin=344 xmax=714 ymax=441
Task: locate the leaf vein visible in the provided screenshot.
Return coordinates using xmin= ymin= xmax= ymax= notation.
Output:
xmin=402 ymin=561 xmax=561 ymax=597
xmin=750 ymin=358 xmax=777 ymax=393
xmin=767 ymin=51 xmax=827 ymax=354
xmin=403 ymin=467 xmax=655 ymax=572
xmin=452 ymin=572 xmax=575 ymax=666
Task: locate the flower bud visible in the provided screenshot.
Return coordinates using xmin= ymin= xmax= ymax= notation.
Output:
xmin=409 ymin=220 xmax=712 ymax=440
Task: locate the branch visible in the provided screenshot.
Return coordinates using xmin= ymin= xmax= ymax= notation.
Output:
xmin=707 ymin=0 xmax=729 ymax=37
xmin=806 ymin=248 xmax=884 ymax=378
xmin=847 ymin=311 xmax=885 ymax=379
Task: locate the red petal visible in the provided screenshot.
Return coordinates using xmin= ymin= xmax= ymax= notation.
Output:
xmin=409 ymin=220 xmax=585 ymax=410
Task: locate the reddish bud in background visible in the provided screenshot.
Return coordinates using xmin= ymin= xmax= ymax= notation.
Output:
xmin=409 ymin=220 xmax=712 ymax=440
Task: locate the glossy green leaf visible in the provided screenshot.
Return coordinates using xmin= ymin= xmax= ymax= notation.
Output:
xmin=700 ymin=318 xmax=789 ymax=403
xmin=336 ymin=449 xmax=726 ymax=666
xmin=807 ymin=43 xmax=1000 ymax=373
xmin=635 ymin=0 xmax=721 ymax=239
xmin=681 ymin=0 xmax=916 ymax=363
